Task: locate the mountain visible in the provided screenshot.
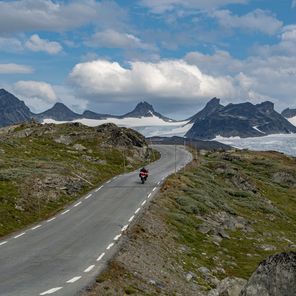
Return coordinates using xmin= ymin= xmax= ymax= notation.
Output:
xmin=187 ymin=97 xmax=224 ymax=123
xmin=186 ymin=100 xmax=296 ymax=139
xmin=34 ymin=102 xmax=81 ymax=121
xmin=82 ymin=110 xmax=115 ymax=120
xmin=0 ymin=89 xmax=32 ymax=127
xmin=121 ymin=101 xmax=174 ymax=122
xmin=282 ymin=108 xmax=296 ymax=118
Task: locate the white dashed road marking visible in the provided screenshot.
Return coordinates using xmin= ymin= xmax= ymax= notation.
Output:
xmin=152 ymin=187 xmax=157 ymax=192
xmin=0 ymin=241 xmax=8 ymax=246
xmin=31 ymin=225 xmax=42 ymax=230
xmin=14 ymin=232 xmax=25 ymax=239
xmin=114 ymin=234 xmax=121 ymax=241
xmin=121 ymin=224 xmax=129 ymax=232
xmin=40 ymin=287 xmax=63 ymax=295
xmin=95 ymin=186 xmax=103 ymax=192
xmin=97 ymin=252 xmax=105 ymax=261
xmin=84 ymin=194 xmax=92 ymax=200
xmin=141 ymin=200 xmax=147 ymax=206
xmin=84 ymin=265 xmax=95 ymax=273
xmin=147 ymin=193 xmax=152 ymax=198
xmin=61 ymin=209 xmax=70 ymax=215
xmin=135 ymin=208 xmax=140 ymax=214
xmin=66 ymin=276 xmax=81 ymax=283
xmin=106 ymin=243 xmax=114 ymax=250
xmin=47 ymin=217 xmax=56 ymax=222
xmin=73 ymin=202 xmax=82 ymax=207
xmin=128 ymin=215 xmax=135 ymax=222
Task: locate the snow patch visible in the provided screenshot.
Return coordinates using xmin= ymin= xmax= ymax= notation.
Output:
xmin=42 ymin=115 xmax=191 ymax=137
xmin=288 ymin=116 xmax=296 ymax=127
xmin=253 ymin=126 xmax=265 ymax=134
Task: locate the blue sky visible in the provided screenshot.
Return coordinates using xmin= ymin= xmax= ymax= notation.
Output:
xmin=0 ymin=0 xmax=295 ymax=118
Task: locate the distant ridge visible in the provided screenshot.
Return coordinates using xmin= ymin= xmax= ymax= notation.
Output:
xmin=282 ymin=108 xmax=296 ymax=119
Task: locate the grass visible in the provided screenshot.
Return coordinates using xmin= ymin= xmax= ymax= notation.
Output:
xmin=0 ymin=122 xmax=159 ymax=237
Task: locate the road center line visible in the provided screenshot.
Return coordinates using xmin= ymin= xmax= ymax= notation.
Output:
xmin=74 ymin=201 xmax=82 ymax=207
xmin=66 ymin=276 xmax=81 ymax=283
xmin=147 ymin=193 xmax=152 ymax=198
xmin=152 ymin=187 xmax=157 ymax=192
xmin=31 ymin=225 xmax=42 ymax=230
xmin=61 ymin=209 xmax=70 ymax=215
xmin=141 ymin=200 xmax=147 ymax=206
xmin=106 ymin=242 xmax=114 ymax=250
xmin=106 ymin=180 xmax=111 ymax=184
xmin=0 ymin=241 xmax=8 ymax=246
xmin=47 ymin=217 xmax=56 ymax=222
xmin=84 ymin=194 xmax=92 ymax=200
xmin=135 ymin=208 xmax=141 ymax=214
xmin=95 ymin=186 xmax=103 ymax=192
xmin=40 ymin=287 xmax=63 ymax=295
xmin=84 ymin=265 xmax=95 ymax=272
xmin=14 ymin=232 xmax=25 ymax=239
xmin=128 ymin=215 xmax=135 ymax=222
xmin=114 ymin=234 xmax=122 ymax=241
xmin=97 ymin=252 xmax=105 ymax=261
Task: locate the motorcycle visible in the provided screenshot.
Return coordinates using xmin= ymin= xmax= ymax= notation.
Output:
xmin=139 ymin=171 xmax=148 ymax=184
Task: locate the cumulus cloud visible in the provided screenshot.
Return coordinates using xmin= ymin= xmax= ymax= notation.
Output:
xmin=25 ymin=34 xmax=62 ymax=54
xmin=185 ymin=48 xmax=296 ymax=109
xmin=0 ymin=63 xmax=33 ymax=74
xmin=212 ymin=9 xmax=283 ymax=35
xmin=86 ymin=29 xmax=156 ymax=51
xmin=13 ymin=80 xmax=58 ymax=112
xmin=140 ymin=0 xmax=248 ymax=13
xmin=0 ymin=0 xmax=128 ymax=33
xmin=69 ymin=59 xmax=236 ymax=108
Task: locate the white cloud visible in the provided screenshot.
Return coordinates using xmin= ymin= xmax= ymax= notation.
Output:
xmin=213 ymin=9 xmax=283 ymax=35
xmin=25 ymin=34 xmax=62 ymax=54
xmin=87 ymin=29 xmax=156 ymax=51
xmin=0 ymin=63 xmax=33 ymax=74
xmin=0 ymin=37 xmax=23 ymax=52
xmin=69 ymin=59 xmax=236 ymax=105
xmin=13 ymin=81 xmax=58 ymax=112
xmin=0 ymin=0 xmax=128 ymax=33
xmin=140 ymin=0 xmax=248 ymax=13
xmin=292 ymin=0 xmax=296 ymax=8
xmin=185 ymin=48 xmax=296 ymax=109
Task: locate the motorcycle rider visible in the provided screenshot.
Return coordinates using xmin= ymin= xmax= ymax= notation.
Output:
xmin=139 ymin=167 xmax=149 ymax=183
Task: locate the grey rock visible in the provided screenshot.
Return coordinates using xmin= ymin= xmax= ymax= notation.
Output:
xmin=54 ymin=135 xmax=72 ymax=145
xmin=198 ymin=267 xmax=211 ymax=275
xmin=240 ymin=252 xmax=296 ymax=296
xmin=259 ymin=244 xmax=277 ymax=251
xmin=208 ymin=277 xmax=247 ymax=296
xmin=73 ymin=143 xmax=87 ymax=151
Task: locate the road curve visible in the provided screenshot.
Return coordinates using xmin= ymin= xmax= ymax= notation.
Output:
xmin=0 ymin=145 xmax=192 ymax=296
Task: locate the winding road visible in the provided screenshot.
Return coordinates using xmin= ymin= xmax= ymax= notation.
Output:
xmin=0 ymin=145 xmax=192 ymax=296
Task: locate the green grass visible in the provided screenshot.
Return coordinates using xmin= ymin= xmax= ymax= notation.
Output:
xmin=158 ymin=149 xmax=296 ymax=281
xmin=0 ymin=123 xmax=159 ymax=237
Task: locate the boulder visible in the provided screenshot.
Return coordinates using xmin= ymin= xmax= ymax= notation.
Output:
xmin=208 ymin=277 xmax=247 ymax=296
xmin=240 ymin=252 xmax=296 ymax=296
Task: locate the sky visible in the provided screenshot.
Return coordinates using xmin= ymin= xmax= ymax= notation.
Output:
xmin=0 ymin=0 xmax=295 ymax=118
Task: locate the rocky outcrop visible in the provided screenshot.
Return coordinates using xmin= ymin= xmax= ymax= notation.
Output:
xmin=240 ymin=252 xmax=296 ymax=296
xmin=208 ymin=277 xmax=247 ymax=296
xmin=186 ymin=100 xmax=296 ymax=139
xmin=0 ymin=89 xmax=32 ymax=127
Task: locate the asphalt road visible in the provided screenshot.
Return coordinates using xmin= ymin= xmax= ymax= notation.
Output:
xmin=0 ymin=145 xmax=192 ymax=296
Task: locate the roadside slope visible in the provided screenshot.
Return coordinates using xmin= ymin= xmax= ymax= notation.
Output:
xmin=84 ymin=149 xmax=296 ymax=295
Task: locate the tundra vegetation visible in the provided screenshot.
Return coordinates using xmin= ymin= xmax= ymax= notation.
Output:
xmin=86 ymin=148 xmax=296 ymax=295
xmin=0 ymin=122 xmax=157 ymax=237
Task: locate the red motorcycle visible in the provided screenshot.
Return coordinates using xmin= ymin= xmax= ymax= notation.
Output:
xmin=139 ymin=170 xmax=149 ymax=184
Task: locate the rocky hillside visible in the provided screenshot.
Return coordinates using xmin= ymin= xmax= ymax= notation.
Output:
xmin=85 ymin=149 xmax=296 ymax=295
xmin=0 ymin=89 xmax=32 ymax=127
xmin=0 ymin=122 xmax=155 ymax=237
xmin=186 ymin=100 xmax=296 ymax=139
